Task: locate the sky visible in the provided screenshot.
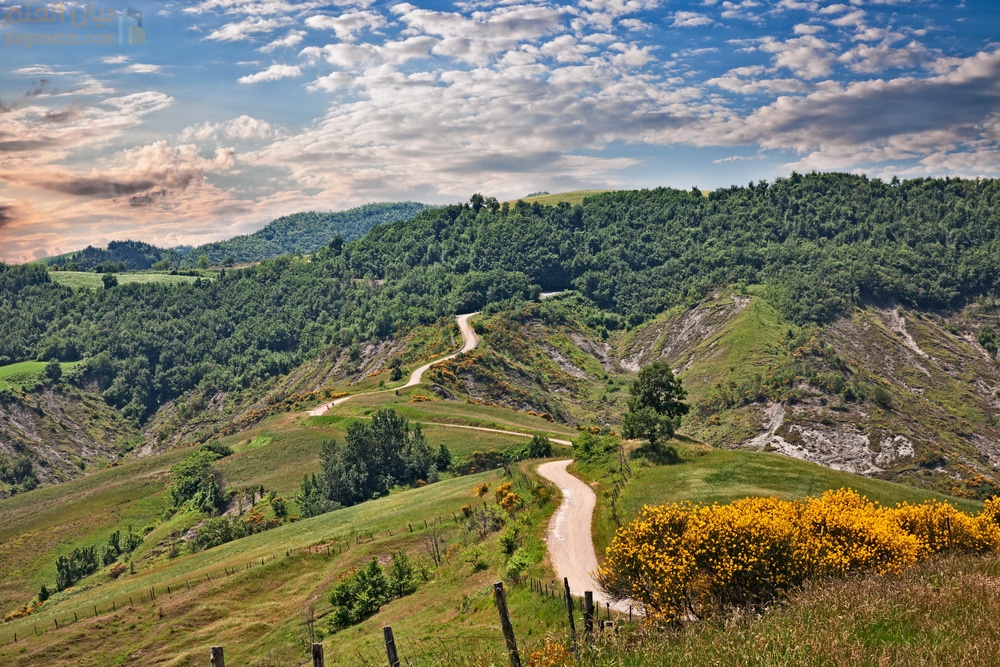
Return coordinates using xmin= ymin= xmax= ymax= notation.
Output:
xmin=0 ymin=0 xmax=998 ymax=262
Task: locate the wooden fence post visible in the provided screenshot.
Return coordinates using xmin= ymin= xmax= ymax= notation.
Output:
xmin=383 ymin=626 xmax=400 ymax=667
xmin=493 ymin=582 xmax=522 ymax=667
xmin=311 ymin=642 xmax=325 ymax=667
xmin=583 ymin=592 xmax=594 ymax=637
xmin=210 ymin=646 xmax=225 ymax=667
xmin=563 ymin=577 xmax=577 ymax=656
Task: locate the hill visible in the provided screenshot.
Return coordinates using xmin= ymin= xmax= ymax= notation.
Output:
xmin=40 ymin=202 xmax=431 ymax=271
xmin=185 ymin=202 xmax=432 ymax=267
xmin=0 ymin=174 xmax=997 ymax=491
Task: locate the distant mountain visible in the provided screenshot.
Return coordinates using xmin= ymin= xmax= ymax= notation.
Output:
xmin=43 ymin=240 xmax=174 ymax=272
xmin=185 ymin=202 xmax=432 ymax=267
xmin=43 ymin=202 xmax=432 ymax=271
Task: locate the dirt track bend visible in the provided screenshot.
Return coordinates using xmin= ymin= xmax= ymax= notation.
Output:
xmin=537 ymin=459 xmax=633 ymax=614
xmin=308 ymin=312 xmax=479 ymax=416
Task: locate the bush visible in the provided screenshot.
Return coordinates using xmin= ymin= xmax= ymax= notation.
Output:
xmin=526 ymin=434 xmax=553 ymax=458
xmin=598 ymin=489 xmax=997 ymax=623
xmin=328 ymin=556 xmax=416 ymax=631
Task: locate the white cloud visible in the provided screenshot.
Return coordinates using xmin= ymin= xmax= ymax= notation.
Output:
xmin=260 ymin=29 xmax=306 ymax=52
xmin=121 ymin=64 xmax=164 ymax=74
xmin=205 ymin=16 xmax=291 ymax=42
xmin=181 ymin=115 xmax=275 ymax=141
xmin=759 ymin=34 xmax=840 ymax=78
xmin=305 ymin=11 xmax=387 ymax=42
xmin=237 ymin=63 xmax=302 ymax=84
xmin=672 ymin=11 xmax=713 ymax=28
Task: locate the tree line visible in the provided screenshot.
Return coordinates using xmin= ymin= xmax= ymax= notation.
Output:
xmin=2 ymin=173 xmax=999 ymax=424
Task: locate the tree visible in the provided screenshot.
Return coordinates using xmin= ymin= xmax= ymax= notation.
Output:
xmin=44 ymin=358 xmax=62 ymax=383
xmin=526 ymin=434 xmax=552 ymax=458
xmin=101 ymin=273 xmax=118 ymax=288
xmin=622 ymin=360 xmax=688 ymax=448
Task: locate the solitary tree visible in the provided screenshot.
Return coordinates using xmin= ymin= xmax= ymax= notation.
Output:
xmin=622 ymin=360 xmax=688 ymax=449
xmin=44 ymin=358 xmax=62 ymax=383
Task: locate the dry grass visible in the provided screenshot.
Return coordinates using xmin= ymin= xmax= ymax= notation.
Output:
xmin=569 ymin=554 xmax=1000 ymax=666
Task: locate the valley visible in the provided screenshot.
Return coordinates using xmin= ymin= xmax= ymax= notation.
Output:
xmin=2 ymin=177 xmax=1000 ymax=665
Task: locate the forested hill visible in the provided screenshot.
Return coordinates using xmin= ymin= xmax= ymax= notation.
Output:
xmin=187 ymin=202 xmax=432 ymax=267
xmin=2 ymin=173 xmax=999 ymax=426
xmin=42 ymin=202 xmax=431 ymax=271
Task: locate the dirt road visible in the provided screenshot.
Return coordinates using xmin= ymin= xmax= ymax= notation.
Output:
xmin=308 ymin=312 xmax=479 ymax=416
xmin=537 ymin=459 xmax=632 ymax=614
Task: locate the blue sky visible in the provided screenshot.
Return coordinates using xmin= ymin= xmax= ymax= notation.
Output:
xmin=0 ymin=0 xmax=998 ymax=261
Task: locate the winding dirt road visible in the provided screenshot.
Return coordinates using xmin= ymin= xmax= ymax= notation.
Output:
xmin=308 ymin=312 xmax=479 ymax=416
xmin=537 ymin=459 xmax=632 ymax=614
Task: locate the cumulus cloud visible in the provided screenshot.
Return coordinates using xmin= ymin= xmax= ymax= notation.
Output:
xmin=238 ymin=63 xmax=302 ymax=83
xmin=260 ymin=29 xmax=306 ymax=52
xmin=206 ymin=16 xmax=291 ymax=41
xmin=181 ymin=115 xmax=275 ymax=141
xmin=6 ymin=143 xmax=236 ymax=199
xmin=759 ymin=34 xmax=840 ymax=78
xmin=305 ymin=11 xmax=387 ymax=41
xmin=672 ymin=11 xmax=713 ymax=28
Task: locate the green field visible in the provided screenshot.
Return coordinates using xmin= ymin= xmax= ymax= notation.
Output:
xmin=0 ymin=361 xmax=79 ymax=390
xmin=582 ymin=447 xmax=984 ymax=557
xmin=516 ymin=190 xmax=610 ymax=206
xmin=49 ymin=271 xmax=209 ymax=290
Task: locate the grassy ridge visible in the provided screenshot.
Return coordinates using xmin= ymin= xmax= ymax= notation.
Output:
xmin=0 ymin=361 xmax=79 ymax=390
xmin=582 ymin=447 xmax=983 ymax=559
xmin=48 ymin=271 xmax=208 ymax=290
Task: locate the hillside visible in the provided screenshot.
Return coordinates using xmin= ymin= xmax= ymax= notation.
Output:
xmin=41 ymin=202 xmax=430 ymax=271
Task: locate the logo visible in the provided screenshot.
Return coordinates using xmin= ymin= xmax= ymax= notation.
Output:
xmin=119 ymin=7 xmax=142 ymax=45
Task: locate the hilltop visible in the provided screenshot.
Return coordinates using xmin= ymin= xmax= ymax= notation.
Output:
xmin=39 ymin=202 xmax=430 ymax=271
xmin=1 ymin=174 xmax=998 ymax=497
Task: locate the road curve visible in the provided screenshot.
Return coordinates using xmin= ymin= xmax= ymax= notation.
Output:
xmin=308 ymin=312 xmax=479 ymax=417
xmin=537 ymin=459 xmax=632 ymax=614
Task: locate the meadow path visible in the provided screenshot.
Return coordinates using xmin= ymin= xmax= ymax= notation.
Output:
xmin=537 ymin=459 xmax=633 ymax=614
xmin=308 ymin=312 xmax=479 ymax=416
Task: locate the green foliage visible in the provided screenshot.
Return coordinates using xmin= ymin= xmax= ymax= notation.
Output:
xmin=435 ymin=444 xmax=453 ymax=472
xmin=6 ymin=175 xmax=1000 ymax=429
xmin=101 ymin=273 xmax=118 ymax=289
xmin=979 ymin=325 xmax=998 ymax=357
xmin=270 ymin=495 xmax=288 ymax=519
xmin=37 ymin=584 xmax=49 ymax=602
xmin=572 ymin=432 xmax=620 ymax=464
xmin=0 ymin=454 xmax=38 ymax=490
xmin=55 ymin=545 xmax=99 ymax=590
xmin=297 ymin=473 xmax=340 ymax=518
xmin=101 ymin=524 xmax=144 ymax=565
xmin=327 ymin=551 xmax=419 ymax=631
xmin=169 ymin=449 xmax=225 ymax=512
xmin=312 ymin=409 xmax=438 ymax=510
xmin=504 ymin=547 xmax=531 ymax=582
xmin=526 ymin=434 xmax=553 ymax=458
xmin=622 ymin=360 xmax=689 ymax=446
xmin=44 ymin=358 xmax=62 ymax=383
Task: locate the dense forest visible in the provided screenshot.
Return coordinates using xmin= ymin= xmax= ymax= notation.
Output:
xmin=44 ymin=202 xmax=431 ymax=271
xmin=3 ymin=173 xmax=999 ymax=423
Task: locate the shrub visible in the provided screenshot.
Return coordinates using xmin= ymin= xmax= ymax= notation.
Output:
xmin=598 ymin=489 xmax=996 ymax=624
xmin=526 ymin=434 xmax=553 ymax=458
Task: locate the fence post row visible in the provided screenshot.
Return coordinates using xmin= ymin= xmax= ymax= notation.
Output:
xmin=493 ymin=581 xmax=522 ymax=667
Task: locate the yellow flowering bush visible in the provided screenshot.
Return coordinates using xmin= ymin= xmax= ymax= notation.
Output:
xmin=599 ymin=489 xmax=1000 ymax=623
